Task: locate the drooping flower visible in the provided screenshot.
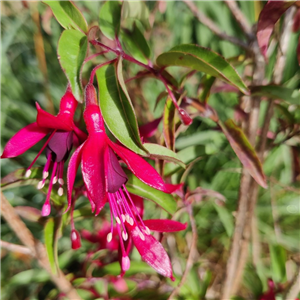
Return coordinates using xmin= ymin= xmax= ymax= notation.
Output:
xmin=81 ymin=193 xmax=187 ymax=279
xmin=1 ymin=86 xmax=87 ymax=216
xmin=67 ymin=84 xmax=183 ymax=278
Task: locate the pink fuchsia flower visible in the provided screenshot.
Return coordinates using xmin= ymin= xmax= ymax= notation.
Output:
xmin=67 ymin=84 xmax=180 ymax=215
xmin=1 ymin=86 xmax=87 ymax=216
xmin=67 ymin=84 xmax=183 ymax=278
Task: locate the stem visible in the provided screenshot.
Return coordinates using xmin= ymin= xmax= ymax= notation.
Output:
xmin=184 ymin=0 xmax=248 ymax=49
xmin=84 ymin=51 xmax=109 ymax=63
xmin=167 ymin=204 xmax=197 ymax=300
xmin=89 ymin=59 xmax=117 ymax=84
xmin=0 ymin=240 xmax=33 ymax=256
xmin=1 ymin=192 xmax=81 ymax=300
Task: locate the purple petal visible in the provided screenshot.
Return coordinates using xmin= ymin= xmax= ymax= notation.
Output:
xmin=107 ymin=147 xmax=128 ymax=193
xmin=46 ymin=131 xmax=73 ymax=162
xmin=1 ymin=122 xmax=49 ymax=158
xmin=143 ymin=219 xmax=187 ymax=232
xmin=36 ymin=103 xmax=73 ymax=131
xmin=67 ymin=142 xmax=85 ymax=212
xmin=81 ymin=134 xmax=107 ymax=213
xmin=126 ymin=223 xmax=173 ymax=279
xmin=139 ymin=117 xmax=162 ymax=139
xmin=108 ymin=140 xmax=175 ymax=194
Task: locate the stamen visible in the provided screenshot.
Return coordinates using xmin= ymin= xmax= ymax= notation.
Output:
xmin=122 ymin=231 xmax=128 ymax=241
xmin=25 ymin=169 xmax=32 ymax=178
xmin=58 ymin=187 xmax=63 ymax=196
xmin=37 ymin=181 xmax=45 ymax=190
xmin=144 ymin=226 xmax=151 ymax=235
xmin=121 ymin=214 xmax=126 ymax=223
xmin=52 ymin=176 xmax=57 ymax=184
xmin=116 ymin=216 xmax=121 ymax=224
xmin=107 ymin=232 xmax=112 ymax=243
xmin=43 ymin=172 xmax=49 ymax=179
xmin=139 ymin=231 xmax=145 ymax=241
xmin=58 ymin=178 xmax=64 ymax=185
xmin=26 ymin=130 xmax=57 ymax=171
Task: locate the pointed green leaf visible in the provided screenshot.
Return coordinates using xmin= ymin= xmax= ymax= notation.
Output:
xmin=199 ymin=75 xmax=216 ymax=104
xmin=57 ymin=29 xmax=87 ymax=101
xmin=99 ymin=1 xmax=122 ymax=40
xmin=143 ymin=143 xmax=185 ymax=168
xmin=219 ymin=119 xmax=268 ymax=189
xmin=270 ymin=244 xmax=287 ymax=283
xmin=250 ymin=85 xmax=300 ymax=104
xmin=43 ymin=1 xmax=88 ymax=33
xmin=121 ymin=23 xmax=151 ymax=64
xmin=124 ymin=170 xmax=177 ymax=215
xmin=44 ymin=217 xmax=62 ymax=274
xmin=163 ymin=97 xmax=176 ymax=150
xmin=96 ymin=59 xmax=148 ymax=155
xmin=122 ymin=1 xmax=150 ymax=30
xmin=156 ymin=44 xmax=249 ymax=95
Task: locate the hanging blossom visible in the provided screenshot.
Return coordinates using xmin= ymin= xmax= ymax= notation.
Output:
xmin=67 ymin=84 xmax=184 ymax=279
xmin=1 ymin=86 xmax=87 ymax=216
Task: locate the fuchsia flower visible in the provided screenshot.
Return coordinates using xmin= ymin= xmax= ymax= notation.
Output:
xmin=1 ymin=86 xmax=87 ymax=216
xmin=67 ymin=84 xmax=184 ymax=279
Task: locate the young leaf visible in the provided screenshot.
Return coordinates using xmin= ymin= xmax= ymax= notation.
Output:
xmin=125 ymin=170 xmax=177 ymax=215
xmin=199 ymin=75 xmax=216 ymax=104
xmin=143 ymin=143 xmax=186 ymax=168
xmin=96 ymin=59 xmax=148 ymax=156
xmin=156 ymin=44 xmax=249 ymax=95
xmin=219 ymin=119 xmax=268 ymax=189
xmin=43 ymin=1 xmax=88 ymax=33
xmin=57 ymin=29 xmax=88 ymax=101
xmin=44 ymin=217 xmax=62 ymax=274
xmin=250 ymin=85 xmax=300 ymax=104
xmin=257 ymin=1 xmax=296 ymax=59
xmin=122 ymin=1 xmax=150 ymax=30
xmin=163 ymin=98 xmax=176 ymax=150
xmin=99 ymin=1 xmax=122 ymax=40
xmin=121 ymin=23 xmax=151 ymax=64
xmin=269 ymin=244 xmax=287 ymax=283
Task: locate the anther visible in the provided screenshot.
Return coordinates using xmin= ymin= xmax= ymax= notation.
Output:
xmin=116 ymin=217 xmax=121 ymax=225
xmin=52 ymin=176 xmax=57 ymax=184
xmin=107 ymin=232 xmax=112 ymax=243
xmin=122 ymin=231 xmax=128 ymax=241
xmin=121 ymin=214 xmax=126 ymax=222
xmin=25 ymin=169 xmax=32 ymax=178
xmin=144 ymin=226 xmax=151 ymax=235
xmin=43 ymin=171 xmax=49 ymax=179
xmin=58 ymin=187 xmax=63 ymax=196
xmin=139 ymin=231 xmax=145 ymax=241
xmin=58 ymin=178 xmax=64 ymax=185
xmin=37 ymin=181 xmax=45 ymax=190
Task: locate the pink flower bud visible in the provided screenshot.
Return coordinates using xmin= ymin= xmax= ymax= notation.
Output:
xmin=178 ymin=108 xmax=192 ymax=125
xmin=71 ymin=229 xmax=81 ymax=250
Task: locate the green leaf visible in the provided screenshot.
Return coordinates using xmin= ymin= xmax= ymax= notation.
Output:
xmin=199 ymin=75 xmax=216 ymax=104
xmin=101 ymin=261 xmax=156 ymax=276
xmin=43 ymin=1 xmax=88 ymax=33
xmin=57 ymin=29 xmax=88 ymax=101
xmin=250 ymin=85 xmax=300 ymax=104
xmin=99 ymin=1 xmax=122 ymax=40
xmin=125 ymin=170 xmax=177 ymax=215
xmin=44 ymin=217 xmax=62 ymax=274
xmin=121 ymin=23 xmax=151 ymax=64
xmin=143 ymin=143 xmax=185 ymax=169
xmin=163 ymin=97 xmax=176 ymax=150
xmin=1 ymin=168 xmax=65 ymax=206
xmin=219 ymin=119 xmax=268 ymax=189
xmin=270 ymin=244 xmax=287 ymax=283
xmin=156 ymin=44 xmax=249 ymax=95
xmin=96 ymin=59 xmax=148 ymax=155
xmin=213 ymin=203 xmax=234 ymax=236
xmin=122 ymin=1 xmax=150 ymax=30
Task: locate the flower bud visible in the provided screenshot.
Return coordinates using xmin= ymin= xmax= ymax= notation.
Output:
xmin=178 ymin=108 xmax=192 ymax=125
xmin=71 ymin=229 xmax=81 ymax=250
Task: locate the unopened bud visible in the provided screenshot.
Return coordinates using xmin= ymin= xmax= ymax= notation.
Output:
xmin=178 ymin=108 xmax=193 ymax=125
xmin=71 ymin=229 xmax=81 ymax=250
